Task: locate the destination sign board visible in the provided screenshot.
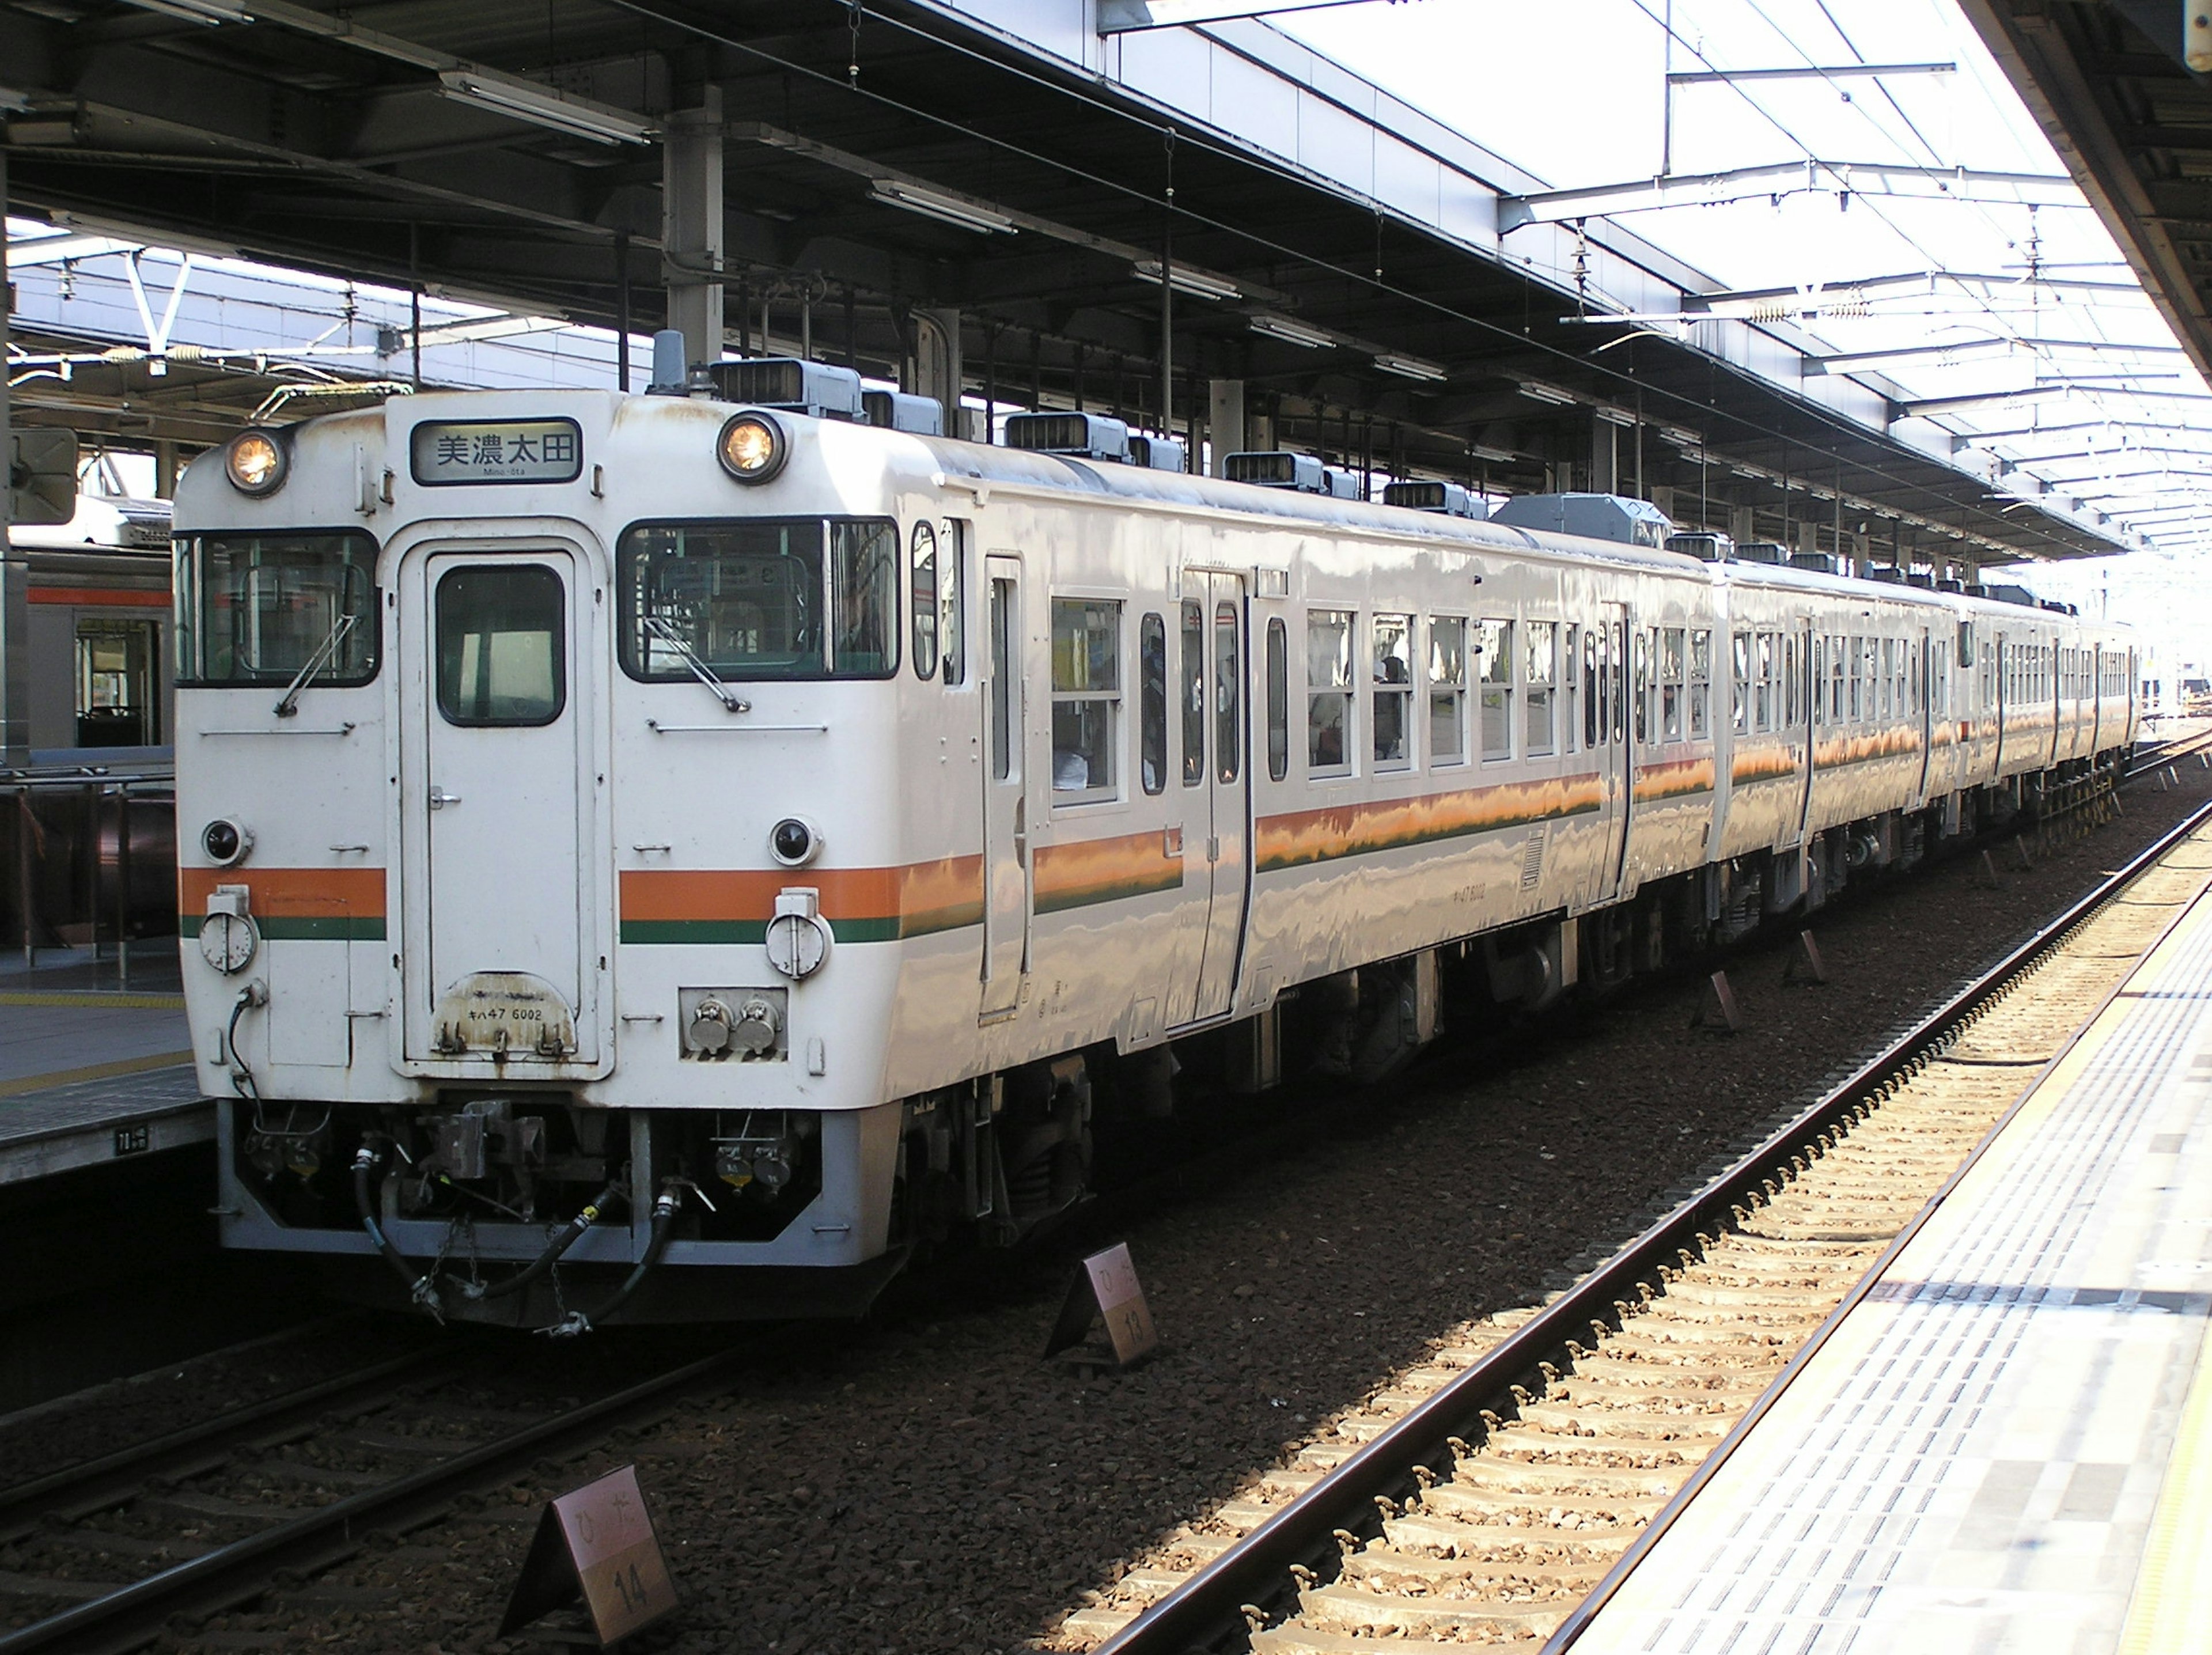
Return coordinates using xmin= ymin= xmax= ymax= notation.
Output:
xmin=411 ymin=417 xmax=583 ymax=486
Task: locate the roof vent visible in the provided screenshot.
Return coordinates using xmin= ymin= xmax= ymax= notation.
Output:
xmin=1488 ymin=492 xmax=1674 ymax=549
xmin=1225 ymin=450 xmax=1326 ymax=492
xmin=1937 ymin=578 xmax=1965 ymax=594
xmin=862 ymin=389 xmax=944 ymax=435
xmin=708 ymin=358 xmax=865 ymax=421
xmin=1127 ymin=434 xmax=1187 ymax=472
xmin=1907 ymin=572 xmax=1936 ymax=589
xmin=1789 ymin=552 xmax=1839 ymax=574
xmin=1384 ymin=479 xmax=1483 ymax=518
xmin=1735 ymin=541 xmax=1787 ymax=565
xmin=1865 ymin=567 xmax=1905 ymax=584
xmin=1004 ymin=411 xmax=1128 ymax=461
xmin=1666 ymin=531 xmax=1733 ymax=562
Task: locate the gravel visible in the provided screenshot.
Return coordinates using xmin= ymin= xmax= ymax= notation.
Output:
xmin=126 ymin=759 xmax=2212 ymax=1654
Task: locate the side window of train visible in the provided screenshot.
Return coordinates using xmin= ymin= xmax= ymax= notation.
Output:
xmin=1183 ymin=601 xmax=1207 ymax=786
xmin=1730 ymin=630 xmax=1751 ymax=734
xmin=1631 ymin=627 xmax=1650 ymax=745
xmin=1306 ymin=608 xmax=1354 ymax=777
xmin=940 ymin=523 xmax=964 ymax=684
xmin=1753 ymin=632 xmax=1776 ymax=733
xmin=1265 ymin=618 xmax=1289 ymax=782
xmin=1050 ymin=597 xmax=1120 ymax=803
xmin=1658 ymin=627 xmax=1684 ymax=743
xmin=1783 ymin=635 xmax=1801 ymax=729
xmin=1141 ymin=612 xmax=1168 ymax=796
xmin=1214 ymin=603 xmax=1241 ymax=784
xmin=1373 ymin=613 xmax=1414 ymax=770
xmin=1583 ymin=626 xmax=1601 ymax=748
xmin=1525 ymin=621 xmax=1558 ymax=757
xmin=1429 ymin=616 xmax=1468 ymax=765
xmin=1478 ymin=619 xmax=1513 ymax=761
xmin=910 ymin=522 xmax=939 ymax=680
xmin=1688 ymin=628 xmax=1711 ymax=739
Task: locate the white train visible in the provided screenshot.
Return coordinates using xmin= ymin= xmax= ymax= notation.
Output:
xmin=171 ymin=357 xmax=2137 ymax=1328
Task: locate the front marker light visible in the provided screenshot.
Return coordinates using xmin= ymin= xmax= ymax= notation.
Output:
xmin=224 ymin=429 xmax=287 ymax=497
xmin=717 ymin=411 xmax=787 ymax=484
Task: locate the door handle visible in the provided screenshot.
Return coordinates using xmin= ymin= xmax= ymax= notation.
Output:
xmin=428 ymin=786 xmax=462 ymax=811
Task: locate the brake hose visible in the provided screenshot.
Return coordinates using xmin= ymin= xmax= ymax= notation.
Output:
xmin=464 ymin=1179 xmax=627 ymax=1302
xmin=351 ymin=1143 xmax=444 ymax=1321
xmin=539 ymin=1182 xmax=685 ymax=1338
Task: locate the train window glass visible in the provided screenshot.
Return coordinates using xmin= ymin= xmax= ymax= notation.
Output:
xmin=1753 ymin=633 xmax=1775 ymax=733
xmin=1050 ymin=598 xmax=1120 ymax=801
xmin=1957 ymin=621 xmax=1975 ymax=669
xmin=831 ymin=521 xmax=899 ymax=676
xmin=1689 ymin=629 xmax=1711 ymax=739
xmin=940 ymin=525 xmax=965 ymax=686
xmin=1429 ymin=617 xmax=1468 ymax=764
xmin=1478 ymin=619 xmax=1513 ymax=760
xmin=1266 ymin=618 xmax=1289 ymax=782
xmin=1373 ymin=613 xmax=1413 ymax=769
xmin=75 ymin=620 xmax=160 ymax=746
xmin=1584 ymin=626 xmax=1601 ymax=748
xmin=988 ymin=577 xmax=1015 ymax=782
xmin=618 ymin=518 xmax=899 ymax=682
xmin=1658 ymin=627 xmax=1684 ymax=742
xmin=910 ymin=522 xmax=939 ymax=681
xmin=1730 ymin=630 xmax=1751 ymax=734
xmin=1526 ymin=621 xmax=1558 ymax=756
xmin=1307 ymin=608 xmax=1354 ymax=775
xmin=1847 ymin=636 xmax=1864 ymax=722
xmin=1215 ymin=604 xmax=1241 ymax=783
xmin=435 ymin=563 xmax=565 ymax=727
xmin=1183 ymin=601 xmax=1209 ymax=785
xmin=176 ymin=531 xmax=380 ymax=688
xmin=1882 ymin=638 xmax=1897 ymax=719
xmin=1141 ymin=612 xmax=1169 ymax=795
xmin=1829 ymin=636 xmax=1844 ymax=723
xmin=1631 ymin=627 xmax=1650 ymax=745
xmin=1784 ymin=635 xmax=1800 ymax=729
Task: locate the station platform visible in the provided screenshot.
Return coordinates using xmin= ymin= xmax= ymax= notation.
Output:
xmin=1567 ymin=885 xmax=2212 ymax=1653
xmin=0 ymin=948 xmax=206 ymax=1186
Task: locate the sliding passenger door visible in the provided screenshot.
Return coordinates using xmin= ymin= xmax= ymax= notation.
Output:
xmin=979 ymin=553 xmax=1031 ymax=1020
xmin=1176 ymin=569 xmax=1251 ymax=1023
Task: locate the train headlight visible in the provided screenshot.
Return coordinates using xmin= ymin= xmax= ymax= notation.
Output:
xmin=769 ymin=816 xmax=821 ymax=867
xmin=202 ymin=817 xmax=253 ymax=867
xmin=717 ymin=412 xmax=787 ymax=484
xmin=224 ymin=430 xmax=288 ymax=497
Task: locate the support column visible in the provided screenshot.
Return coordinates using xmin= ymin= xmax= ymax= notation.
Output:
xmin=1 ymin=146 xmax=25 ymax=768
xmin=661 ymin=87 xmax=725 ymax=372
xmin=1729 ymin=503 xmax=1755 ymax=545
xmin=1589 ymin=415 xmax=1619 ymax=495
xmin=1208 ymin=378 xmax=1245 ymax=475
xmin=912 ymin=308 xmax=964 ymax=438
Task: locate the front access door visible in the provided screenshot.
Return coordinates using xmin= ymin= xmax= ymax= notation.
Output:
xmin=979 ymin=554 xmax=1031 ymax=1019
xmin=410 ymin=550 xmax=589 ymax=1063
xmin=1183 ymin=570 xmax=1251 ymax=1022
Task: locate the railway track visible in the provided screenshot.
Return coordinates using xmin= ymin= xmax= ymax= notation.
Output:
xmin=1067 ymin=795 xmax=2212 ymax=1655
xmin=0 ymin=1330 xmax=789 ymax=1654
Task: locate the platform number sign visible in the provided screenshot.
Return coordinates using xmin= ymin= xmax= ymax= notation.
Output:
xmin=496 ymin=1464 xmax=679 ymax=1643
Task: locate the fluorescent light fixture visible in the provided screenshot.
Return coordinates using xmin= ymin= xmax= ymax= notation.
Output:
xmin=115 ymin=0 xmax=251 ymax=21
xmin=1516 ymin=379 xmax=1578 ymax=407
xmin=869 ymin=180 xmax=1016 ymax=234
xmin=1658 ymin=425 xmax=1702 ymax=446
xmin=1468 ymin=444 xmax=1516 ymax=464
xmin=0 ymin=85 xmax=32 ymax=112
xmin=1249 ymin=313 xmax=1334 ymax=349
xmin=1593 ymin=406 xmax=1638 ymax=428
xmin=1374 ymin=352 xmax=1448 ymax=383
xmin=437 ymin=70 xmax=653 ymax=146
xmin=1134 ymin=260 xmax=1240 ymax=301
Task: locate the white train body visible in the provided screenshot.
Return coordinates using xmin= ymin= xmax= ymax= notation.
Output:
xmin=171 ymin=385 xmax=2137 ymax=1324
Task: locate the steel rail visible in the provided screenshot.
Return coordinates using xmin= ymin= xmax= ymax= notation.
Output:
xmin=1096 ymin=793 xmax=2212 ymax=1655
xmin=0 ymin=1343 xmax=463 ymax=1535
xmin=0 ymin=1329 xmax=793 ymax=1655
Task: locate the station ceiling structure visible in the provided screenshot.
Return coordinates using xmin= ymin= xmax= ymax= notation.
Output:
xmin=0 ymin=0 xmax=2158 ymax=566
xmin=1961 ymin=1 xmax=2212 ymax=393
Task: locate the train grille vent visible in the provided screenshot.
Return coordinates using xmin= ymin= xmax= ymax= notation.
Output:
xmin=1519 ymin=824 xmax=1547 ymax=892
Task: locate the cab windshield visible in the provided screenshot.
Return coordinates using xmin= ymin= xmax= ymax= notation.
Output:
xmin=175 ymin=531 xmax=380 ymax=687
xmin=618 ymin=518 xmax=899 ymax=682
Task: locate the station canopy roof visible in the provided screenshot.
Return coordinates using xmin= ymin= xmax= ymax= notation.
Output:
xmin=0 ymin=0 xmax=2154 ymax=565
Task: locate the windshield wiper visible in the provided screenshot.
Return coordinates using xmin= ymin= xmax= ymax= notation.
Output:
xmin=645 ymin=616 xmax=751 ymax=713
xmin=274 ymin=612 xmax=359 ymax=718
